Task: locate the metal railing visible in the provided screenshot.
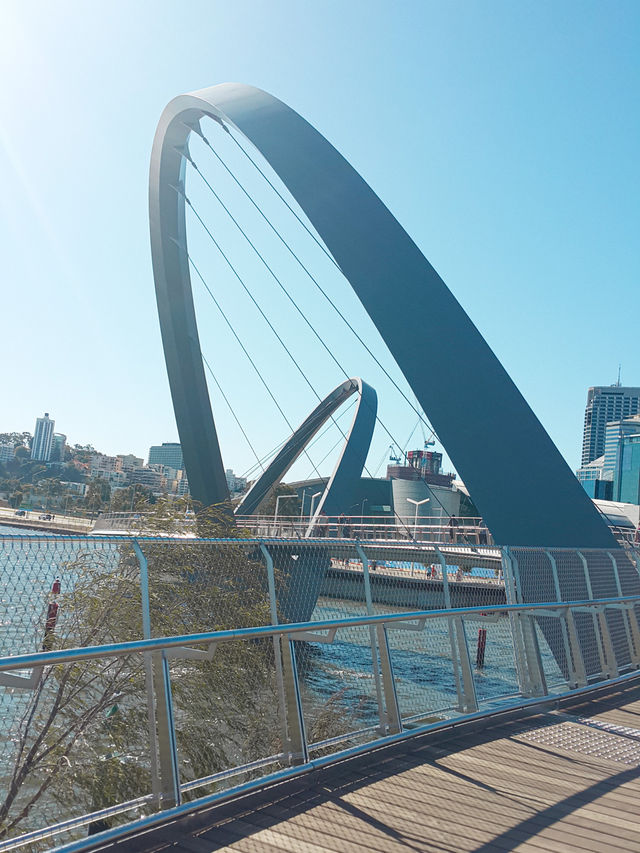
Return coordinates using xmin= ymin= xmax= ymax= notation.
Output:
xmin=91 ymin=511 xmax=639 ymax=550
xmin=1 ymin=535 xmax=640 ymax=851
xmin=92 ymin=511 xmax=495 ymax=544
xmin=1 ymin=596 xmax=640 ymax=852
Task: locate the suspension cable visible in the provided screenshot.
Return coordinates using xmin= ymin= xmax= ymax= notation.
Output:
xmin=183 ymin=192 xmax=369 ymax=482
xmin=184 ymin=250 xmax=324 ymax=483
xmin=185 ymin=159 xmax=423 ymax=484
xmin=196 ymin=121 xmax=439 ymax=445
xmin=241 ymin=395 xmax=358 ymax=480
xmin=200 ymin=352 xmax=264 ymax=474
xmin=181 ymin=142 xmax=470 ymax=539
xmin=194 ymin=126 xmax=464 ymax=534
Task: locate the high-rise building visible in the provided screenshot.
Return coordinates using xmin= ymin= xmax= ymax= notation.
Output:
xmin=50 ymin=433 xmax=67 ymax=463
xmin=581 ymin=386 xmax=640 ymax=466
xmin=31 ymin=413 xmax=55 ymax=462
xmin=148 ymin=442 xmax=184 ymax=471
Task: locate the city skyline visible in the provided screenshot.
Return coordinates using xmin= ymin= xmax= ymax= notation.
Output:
xmin=5 ymin=375 xmax=640 ymax=485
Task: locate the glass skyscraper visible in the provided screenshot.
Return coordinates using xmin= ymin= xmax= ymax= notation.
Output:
xmin=581 ymin=386 xmax=640 ymax=466
xmin=148 ymin=442 xmax=184 ymax=470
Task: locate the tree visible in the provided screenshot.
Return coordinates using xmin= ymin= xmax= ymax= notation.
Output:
xmin=9 ymin=490 xmax=24 ymax=509
xmin=109 ymin=484 xmax=154 ymax=512
xmin=85 ymin=479 xmax=111 ymax=514
xmin=260 ymin=483 xmax=301 ymax=517
xmin=0 ymin=503 xmax=280 ymax=843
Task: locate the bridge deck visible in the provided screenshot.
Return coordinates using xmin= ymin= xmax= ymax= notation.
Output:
xmin=90 ymin=682 xmax=640 ymax=853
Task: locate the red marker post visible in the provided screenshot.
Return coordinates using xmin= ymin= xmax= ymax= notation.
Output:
xmin=43 ymin=578 xmax=61 ymax=651
xmin=476 ymin=627 xmax=487 ymax=668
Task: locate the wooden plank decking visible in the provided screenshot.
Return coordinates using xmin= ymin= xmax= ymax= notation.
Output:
xmin=90 ymin=681 xmax=640 ymax=853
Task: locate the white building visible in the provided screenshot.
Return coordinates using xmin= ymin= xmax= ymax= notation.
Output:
xmin=0 ymin=443 xmax=14 ymax=464
xmin=226 ymin=469 xmax=247 ymax=495
xmin=31 ymin=413 xmax=55 ymax=462
xmin=90 ymin=454 xmax=119 ymax=477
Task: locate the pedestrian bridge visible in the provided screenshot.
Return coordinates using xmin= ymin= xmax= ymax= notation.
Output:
xmin=1 ymin=535 xmax=640 ymax=852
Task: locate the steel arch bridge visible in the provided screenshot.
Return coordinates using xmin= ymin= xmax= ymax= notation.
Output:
xmin=149 ymin=82 xmax=614 ymax=552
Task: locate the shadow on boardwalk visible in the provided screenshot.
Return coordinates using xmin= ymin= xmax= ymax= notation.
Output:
xmin=91 ymin=681 xmax=640 ymax=853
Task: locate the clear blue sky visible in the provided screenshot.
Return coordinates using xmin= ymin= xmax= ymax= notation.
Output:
xmin=1 ymin=0 xmax=638 ymax=480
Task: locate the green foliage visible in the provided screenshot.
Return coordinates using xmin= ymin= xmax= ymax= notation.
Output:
xmin=259 ymin=483 xmax=301 ymax=517
xmin=109 ymin=484 xmax=155 ymax=512
xmin=85 ymin=479 xmax=111 ymax=512
xmin=13 ymin=446 xmax=30 ymax=462
xmin=0 ymin=504 xmax=280 ymax=842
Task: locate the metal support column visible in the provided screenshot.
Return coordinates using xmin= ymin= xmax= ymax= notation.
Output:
xmin=577 ymin=551 xmax=616 ymax=679
xmin=152 ymin=651 xmax=181 ymax=808
xmin=280 ymin=637 xmax=308 ymax=765
xmin=435 ymin=546 xmax=468 ymax=711
xmin=608 ymin=552 xmax=640 ymax=667
xmin=376 ymin=625 xmax=402 ymax=734
xmin=132 ymin=540 xmax=161 ymax=804
xmin=260 ymin=543 xmax=289 ymax=753
xmin=356 ymin=544 xmax=387 ymax=733
xmin=546 ymin=551 xmax=586 ymax=688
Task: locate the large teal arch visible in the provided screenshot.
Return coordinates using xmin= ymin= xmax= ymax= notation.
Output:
xmin=149 ymin=83 xmax=616 ymax=550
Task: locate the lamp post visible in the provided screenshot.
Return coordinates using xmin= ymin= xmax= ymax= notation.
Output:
xmin=274 ymin=493 xmax=297 ymax=535
xmin=406 ymin=497 xmax=430 ymax=540
xmin=309 ymin=491 xmax=322 ymax=520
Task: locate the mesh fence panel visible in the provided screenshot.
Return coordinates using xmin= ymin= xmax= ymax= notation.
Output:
xmin=386 ymin=616 xmax=460 ymax=722
xmin=533 ymin=619 xmax=569 ymax=691
xmin=0 ymin=654 xmax=152 ymax=846
xmin=297 ymin=622 xmax=382 ymax=753
xmin=0 ymin=536 xmax=144 ymax=842
xmin=167 ymin=637 xmax=283 ymax=799
xmin=463 ymin=615 xmax=519 ymax=704
xmin=4 ymin=535 xmax=640 ymax=849
xmin=138 ymin=540 xmax=272 ymax=638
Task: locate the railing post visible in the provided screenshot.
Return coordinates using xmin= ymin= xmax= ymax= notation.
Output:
xmin=152 ymin=651 xmax=181 ymax=808
xmin=546 ymin=551 xmax=586 ymax=688
xmin=132 ymin=540 xmax=161 ymax=805
xmin=503 ymin=548 xmax=547 ymax=697
xmin=454 ymin=616 xmax=478 ymax=713
xmin=577 ymin=550 xmax=616 ymax=679
xmin=376 ymin=625 xmax=402 ymax=734
xmin=280 ymin=636 xmax=308 ymax=765
xmin=356 ymin=544 xmax=387 ymax=733
xmin=433 ymin=545 xmax=467 ymax=710
xmin=608 ymin=552 xmax=640 ymax=667
xmin=260 ymin=543 xmax=289 ymax=755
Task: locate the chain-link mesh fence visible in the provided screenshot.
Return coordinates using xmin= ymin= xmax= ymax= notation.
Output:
xmin=2 ymin=535 xmax=640 ymax=849
xmin=0 ymin=534 xmax=151 ymax=847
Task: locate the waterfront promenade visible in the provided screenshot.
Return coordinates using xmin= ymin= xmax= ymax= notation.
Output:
xmin=0 ymin=507 xmax=93 ymax=534
xmin=84 ymin=679 xmax=640 ymax=853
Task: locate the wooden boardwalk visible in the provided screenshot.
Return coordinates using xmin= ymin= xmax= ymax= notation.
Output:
xmin=91 ymin=681 xmax=640 ymax=853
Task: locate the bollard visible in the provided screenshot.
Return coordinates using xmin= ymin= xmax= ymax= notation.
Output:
xmin=476 ymin=627 xmax=487 ymax=668
xmin=42 ymin=577 xmax=61 ymax=651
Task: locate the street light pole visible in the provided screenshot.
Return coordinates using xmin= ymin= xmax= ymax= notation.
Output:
xmin=406 ymin=497 xmax=430 ymax=539
xmin=309 ymin=491 xmax=322 ymax=520
xmin=274 ymin=494 xmax=297 ymax=535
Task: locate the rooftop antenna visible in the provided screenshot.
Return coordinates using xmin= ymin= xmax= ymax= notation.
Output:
xmin=617 ymin=364 xmax=622 ymax=387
